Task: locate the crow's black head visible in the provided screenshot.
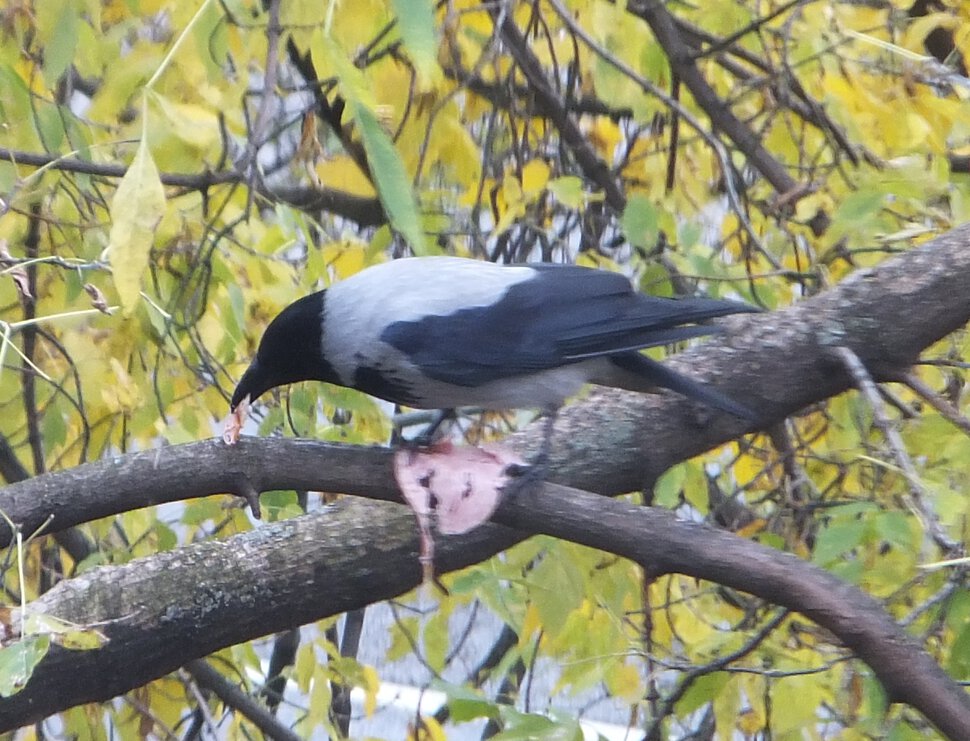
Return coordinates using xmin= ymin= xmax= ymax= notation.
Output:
xmin=230 ymin=290 xmax=337 ymax=410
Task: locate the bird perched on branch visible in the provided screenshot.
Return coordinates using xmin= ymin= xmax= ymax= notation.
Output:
xmin=227 ymin=256 xmax=756 ymax=459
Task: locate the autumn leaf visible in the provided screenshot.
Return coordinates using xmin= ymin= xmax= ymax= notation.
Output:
xmin=106 ymin=132 xmax=166 ymax=316
xmin=83 ymin=283 xmax=112 ymax=315
xmin=0 ymin=635 xmax=50 ymax=698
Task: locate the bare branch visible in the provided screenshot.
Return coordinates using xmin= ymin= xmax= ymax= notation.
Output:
xmin=4 ymin=469 xmax=970 ymax=737
xmin=834 ymin=344 xmax=961 ymax=555
xmin=490 ymin=6 xmax=626 ymax=212
xmin=242 ymin=0 xmax=285 ymax=214
xmin=185 ymin=659 xmax=303 ymax=741
xmin=0 ymin=148 xmax=385 ymax=227
xmin=630 ymin=0 xmax=830 ymax=235
xmin=901 ymin=370 xmax=970 ymax=437
xmin=5 ymin=224 xmax=970 ymax=543
xmin=643 ymin=609 xmax=790 ymax=740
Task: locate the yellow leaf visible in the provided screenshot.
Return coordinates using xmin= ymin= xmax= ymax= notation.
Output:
xmin=314 ymin=155 xmax=377 ymax=198
xmin=548 ymin=176 xmax=585 ymax=208
xmin=24 ymin=612 xmax=108 ymax=650
xmin=361 ymin=664 xmax=380 ymax=717
xmin=294 ymin=643 xmax=316 ymax=693
xmin=493 ymin=175 xmax=525 ymax=235
xmin=587 ymin=117 xmax=622 ymax=161
xmin=520 ymin=602 xmax=542 ymax=644
xmin=736 ymin=518 xmax=767 ymax=539
xmin=149 ymin=92 xmax=219 ymax=154
xmin=107 ymin=133 xmax=166 ymax=316
xmin=409 ymin=714 xmax=447 ymax=740
xmin=321 ymin=241 xmax=368 ymax=279
xmin=901 ymin=12 xmax=957 ymax=55
xmin=521 ymin=159 xmax=550 ymax=196
xmin=605 ymin=661 xmax=642 ymax=703
xmin=101 ymin=357 xmax=143 ymax=412
xmin=434 ymin=108 xmax=482 ymax=189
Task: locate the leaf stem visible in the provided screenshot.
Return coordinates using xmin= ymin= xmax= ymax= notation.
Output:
xmin=145 ymin=0 xmax=216 ymax=91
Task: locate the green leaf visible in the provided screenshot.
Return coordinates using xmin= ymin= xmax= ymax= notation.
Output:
xmin=621 ymin=194 xmax=659 ymax=249
xmin=448 ymin=567 xmax=490 ymax=595
xmin=493 ymin=709 xmax=584 ymax=740
xmin=25 ymin=612 xmax=109 ymax=650
xmin=653 ymin=463 xmax=687 ymax=508
xmin=676 ymin=671 xmax=730 ymax=715
xmin=0 ymin=65 xmax=32 ymax=138
xmin=547 ymin=176 xmax=585 ymax=208
xmin=423 ymin=608 xmax=450 ymax=672
xmin=836 ymin=189 xmax=885 ymax=224
xmin=321 ymin=36 xmax=430 ymax=254
xmin=530 ymin=553 xmax=583 ymax=635
xmin=0 ymin=635 xmax=50 ymax=697
xmin=354 ymin=103 xmax=430 ymax=253
xmin=37 ymin=0 xmax=79 ymax=88
xmin=387 ymin=615 xmax=420 ymax=662
xmin=948 ymin=621 xmax=970 ymax=678
xmin=41 ymin=404 xmax=67 ymax=450
xmin=107 ymin=118 xmax=167 ymax=316
xmin=431 ymin=680 xmax=498 ymax=722
xmin=182 ymin=496 xmax=222 ymax=526
xmin=389 ymin=0 xmax=441 ymax=86
xmin=873 ymin=511 xmax=915 ymax=551
xmin=36 ymin=105 xmax=67 ymax=152
xmin=192 ymin=0 xmax=230 ymax=80
xmin=811 ymin=517 xmax=867 ymax=566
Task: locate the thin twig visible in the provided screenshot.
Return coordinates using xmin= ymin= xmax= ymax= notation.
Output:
xmin=186 ymin=659 xmax=303 ymax=741
xmin=180 ymin=667 xmax=220 ymax=737
xmin=689 ymin=0 xmax=807 ymax=61
xmin=545 ymin=0 xmax=781 ymax=269
xmin=244 ymin=0 xmax=283 ymax=214
xmin=629 ymin=0 xmax=829 ymax=236
xmin=0 ymin=147 xmax=384 ymax=226
xmin=901 ymin=370 xmax=970 ymax=437
xmin=833 ymin=346 xmax=961 ymax=555
xmin=491 ymin=4 xmax=626 ymax=212
xmin=643 ymin=609 xmax=790 ymax=741
xmin=900 ymin=572 xmax=966 ymax=628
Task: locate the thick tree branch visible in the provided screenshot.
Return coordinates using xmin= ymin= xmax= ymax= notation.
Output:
xmin=3 ymin=474 xmax=970 ymax=736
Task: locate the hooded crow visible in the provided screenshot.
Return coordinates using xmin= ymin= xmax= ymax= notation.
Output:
xmin=229 ymin=256 xmax=756 ymax=448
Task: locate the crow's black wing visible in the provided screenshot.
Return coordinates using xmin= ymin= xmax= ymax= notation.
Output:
xmin=381 ymin=264 xmax=754 ymax=387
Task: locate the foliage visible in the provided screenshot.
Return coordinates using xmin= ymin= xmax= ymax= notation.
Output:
xmin=1 ymin=0 xmax=970 ymax=738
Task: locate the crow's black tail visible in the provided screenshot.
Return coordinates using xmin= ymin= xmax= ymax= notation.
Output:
xmin=608 ymin=352 xmax=756 ymax=421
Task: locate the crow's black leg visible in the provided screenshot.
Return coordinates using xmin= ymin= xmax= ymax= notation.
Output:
xmin=408 ymin=408 xmax=456 ymax=447
xmin=503 ymin=409 xmax=558 ymax=496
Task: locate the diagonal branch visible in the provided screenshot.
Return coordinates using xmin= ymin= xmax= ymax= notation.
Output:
xmin=5 ymin=224 xmax=970 ymax=542
xmin=185 ymin=659 xmax=302 ymax=741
